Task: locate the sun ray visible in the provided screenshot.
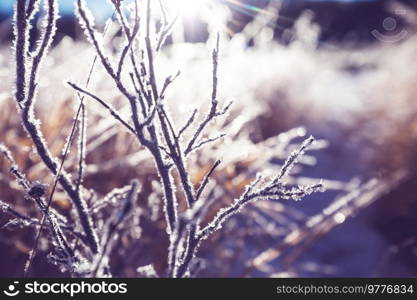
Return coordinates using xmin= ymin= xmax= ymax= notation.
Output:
xmin=223 ymin=0 xmax=275 ymax=17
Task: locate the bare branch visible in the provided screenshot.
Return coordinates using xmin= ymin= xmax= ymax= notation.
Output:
xmin=195 ymin=160 xmax=221 ymax=201
xmin=184 ymin=35 xmax=232 ymax=156
xmin=186 ymin=133 xmax=226 ymax=155
xmin=68 ymin=82 xmax=136 ymax=135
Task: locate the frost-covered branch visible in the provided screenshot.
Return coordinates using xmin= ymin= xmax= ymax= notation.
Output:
xmin=175 ymin=137 xmax=324 ymax=277
xmin=92 ymin=180 xmax=140 ymax=277
xmin=74 ymin=0 xmax=179 ymax=236
xmin=1 ymin=144 xmax=77 ymax=274
xmin=8 ymin=0 xmax=329 ymax=278
xmin=68 ymin=82 xmax=136 ymax=135
xmin=13 ymin=0 xmax=99 ymax=261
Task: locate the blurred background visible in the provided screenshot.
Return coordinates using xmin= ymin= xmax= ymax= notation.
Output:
xmin=0 ymin=0 xmax=416 ymax=43
xmin=0 ymin=0 xmax=417 ymax=277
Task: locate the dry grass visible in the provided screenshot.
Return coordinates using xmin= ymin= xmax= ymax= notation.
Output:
xmin=1 ymin=1 xmax=417 ymax=277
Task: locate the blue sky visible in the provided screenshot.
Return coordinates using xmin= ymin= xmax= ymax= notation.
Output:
xmin=0 ymin=0 xmax=378 ymax=18
xmin=0 ymin=0 xmax=114 ymax=20
xmin=0 ymin=0 xmax=377 ymax=11
xmin=0 ymin=0 xmax=110 ymax=13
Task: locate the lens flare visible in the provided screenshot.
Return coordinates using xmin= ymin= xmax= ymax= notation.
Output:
xmin=176 ymin=0 xmax=209 ymax=17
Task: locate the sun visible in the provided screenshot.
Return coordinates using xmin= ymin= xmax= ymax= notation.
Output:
xmin=161 ymin=0 xmax=226 ymax=33
xmin=174 ymin=0 xmax=210 ymax=18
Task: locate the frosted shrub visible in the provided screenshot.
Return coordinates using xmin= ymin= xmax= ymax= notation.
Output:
xmin=1 ymin=0 xmax=327 ymax=277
